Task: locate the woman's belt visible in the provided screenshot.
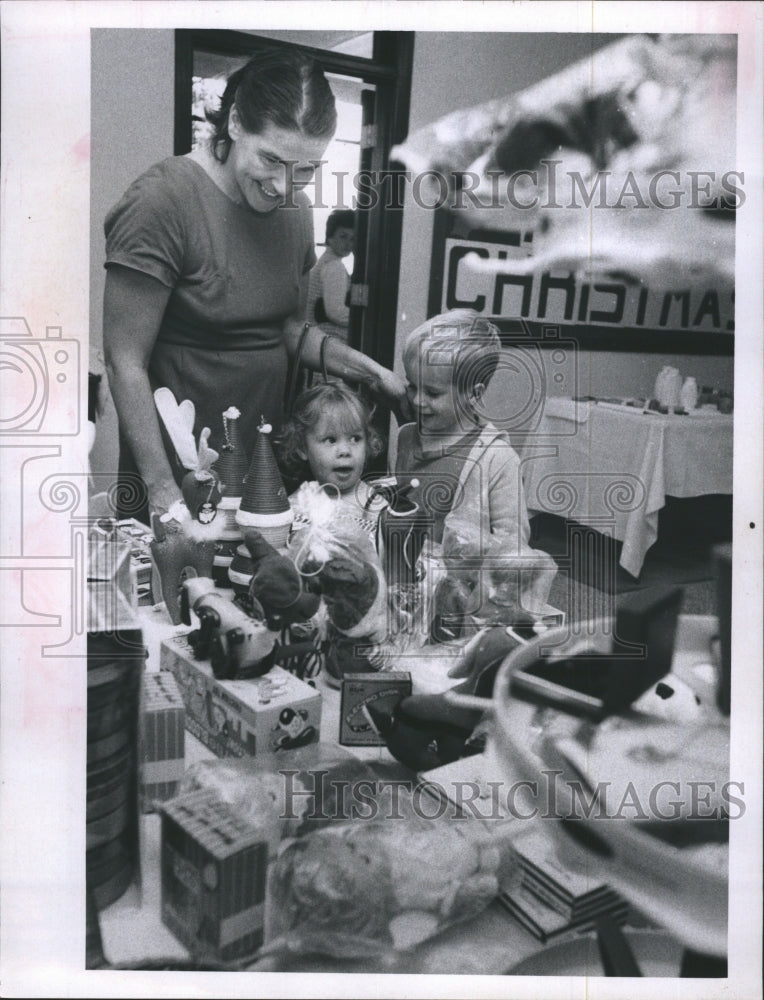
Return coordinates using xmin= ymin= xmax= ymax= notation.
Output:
xmin=156 ymin=327 xmax=284 ymax=352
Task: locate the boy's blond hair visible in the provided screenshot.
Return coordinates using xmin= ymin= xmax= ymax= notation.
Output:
xmin=403 ymin=308 xmax=502 ymax=401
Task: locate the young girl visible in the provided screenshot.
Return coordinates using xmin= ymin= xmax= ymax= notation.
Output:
xmin=277 ymin=381 xmax=388 ymax=540
xmin=278 ymin=382 xmax=390 ymax=684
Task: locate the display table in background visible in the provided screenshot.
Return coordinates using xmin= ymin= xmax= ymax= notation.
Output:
xmin=518 ymin=401 xmax=733 ymax=577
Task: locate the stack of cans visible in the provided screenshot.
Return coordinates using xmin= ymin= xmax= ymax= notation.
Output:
xmin=86 ymin=583 xmax=144 ymax=910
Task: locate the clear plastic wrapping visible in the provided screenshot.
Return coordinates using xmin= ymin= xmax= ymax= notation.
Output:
xmin=263 ymin=809 xmax=517 ymax=959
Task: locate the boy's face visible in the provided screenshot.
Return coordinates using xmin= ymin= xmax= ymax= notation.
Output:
xmin=404 ymin=345 xmax=479 ymax=437
xmin=327 ymin=226 xmax=354 ymax=259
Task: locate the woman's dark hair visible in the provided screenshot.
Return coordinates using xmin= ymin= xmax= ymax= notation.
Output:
xmin=277 ymin=380 xmax=385 ymax=474
xmin=325 ymin=209 xmax=356 ymax=240
xmin=208 ymin=47 xmax=337 ymax=163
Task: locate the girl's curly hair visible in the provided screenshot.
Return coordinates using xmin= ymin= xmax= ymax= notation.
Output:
xmin=277 ymin=381 xmax=385 ymax=475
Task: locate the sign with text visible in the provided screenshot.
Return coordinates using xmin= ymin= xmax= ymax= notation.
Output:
xmin=441 ymin=238 xmax=734 ymax=334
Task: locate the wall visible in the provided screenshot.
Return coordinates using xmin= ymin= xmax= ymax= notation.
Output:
xmin=89 ymin=29 xmax=175 ymax=479
xmin=392 ymin=32 xmax=735 ymax=451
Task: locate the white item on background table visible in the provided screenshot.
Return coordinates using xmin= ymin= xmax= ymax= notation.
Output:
xmin=680 ymin=376 xmax=699 ymax=411
xmin=654 ymin=366 xmax=682 ymax=409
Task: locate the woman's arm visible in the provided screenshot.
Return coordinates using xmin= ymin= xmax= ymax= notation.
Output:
xmin=103 ymin=264 xmax=181 ymax=516
xmin=283 ymin=315 xmax=409 ymax=417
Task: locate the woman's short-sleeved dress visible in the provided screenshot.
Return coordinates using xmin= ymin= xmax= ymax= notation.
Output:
xmin=104 ymin=155 xmax=316 ymax=519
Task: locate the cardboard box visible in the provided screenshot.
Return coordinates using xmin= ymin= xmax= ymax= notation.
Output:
xmin=139 ymin=672 xmax=186 ymax=813
xmin=160 ymin=633 xmax=321 ymax=758
xmin=339 ymin=672 xmax=412 ymax=746
xmin=88 ymin=529 xmax=135 ymax=613
xmin=160 ymin=789 xmax=268 ymax=963
xmin=116 ymin=518 xmax=155 ymax=606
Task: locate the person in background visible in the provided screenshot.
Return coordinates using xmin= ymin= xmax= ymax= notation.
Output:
xmin=306 ymin=209 xmax=355 ymax=343
xmin=103 ymin=50 xmax=404 ymax=527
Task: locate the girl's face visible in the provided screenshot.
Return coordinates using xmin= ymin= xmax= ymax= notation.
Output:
xmin=301 ymin=410 xmax=367 ymax=495
xmin=228 ymin=116 xmax=329 ymax=213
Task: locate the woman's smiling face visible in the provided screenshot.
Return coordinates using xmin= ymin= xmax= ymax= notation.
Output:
xmin=228 ymin=115 xmax=329 ymax=213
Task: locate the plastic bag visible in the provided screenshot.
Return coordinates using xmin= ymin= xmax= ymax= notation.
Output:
xmin=440 ymin=513 xmax=557 ymax=622
xmin=177 ymin=748 xmax=396 ymax=851
xmin=288 ymin=487 xmax=388 ymax=643
xmin=263 ymin=809 xmax=517 ymax=959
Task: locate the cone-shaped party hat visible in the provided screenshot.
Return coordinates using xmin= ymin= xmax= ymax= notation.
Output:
xmin=214 ymin=407 xmax=249 ymax=499
xmin=235 ymin=417 xmax=293 ymax=548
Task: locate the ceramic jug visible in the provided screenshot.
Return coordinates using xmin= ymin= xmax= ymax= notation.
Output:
xmin=654 ymin=366 xmax=682 ymax=408
xmin=680 ymin=376 xmax=699 ymax=410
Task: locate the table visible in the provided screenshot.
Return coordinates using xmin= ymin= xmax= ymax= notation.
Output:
xmin=96 ymin=606 xmax=715 ymax=975
xmin=95 ymin=606 xmax=551 ymax=974
xmin=518 ymin=400 xmax=733 ymax=577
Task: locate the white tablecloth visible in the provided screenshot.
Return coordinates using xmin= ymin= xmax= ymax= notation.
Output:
xmin=519 ymin=402 xmax=733 ymax=577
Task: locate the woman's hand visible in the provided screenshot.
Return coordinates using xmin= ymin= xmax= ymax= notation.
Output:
xmin=147 ymin=479 xmax=185 ymax=522
xmin=368 ymin=365 xmax=412 ymax=422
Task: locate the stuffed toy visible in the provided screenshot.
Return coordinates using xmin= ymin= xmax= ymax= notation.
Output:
xmin=153 ymin=387 xmax=222 ymax=524
xmin=242 ymin=529 xmax=320 ymax=631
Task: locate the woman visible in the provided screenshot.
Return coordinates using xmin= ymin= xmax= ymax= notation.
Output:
xmin=103 ymin=48 xmax=405 ymax=524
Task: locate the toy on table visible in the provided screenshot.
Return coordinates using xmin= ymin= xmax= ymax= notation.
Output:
xmin=372 ymin=477 xmax=429 ymax=588
xmin=239 ymin=529 xmax=320 ymax=631
xmin=288 ymin=484 xmax=390 ymax=681
xmin=180 ymin=573 xmax=279 ymax=680
xmin=138 ymin=672 xmax=185 ymax=813
xmin=215 ymin=406 xmax=249 ymax=502
xmin=149 ymin=513 xmax=216 ymax=625
xmin=149 ymin=387 xmax=226 ymax=623
xmin=365 ymin=625 xmax=526 ymax=771
xmin=235 ymin=419 xmax=293 ymax=550
xmin=211 ymin=406 xmax=248 ymax=584
xmin=154 ymin=387 xmax=222 ymax=523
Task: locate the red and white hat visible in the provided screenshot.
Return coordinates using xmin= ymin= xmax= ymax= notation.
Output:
xmin=235 ymin=418 xmax=293 ymax=548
